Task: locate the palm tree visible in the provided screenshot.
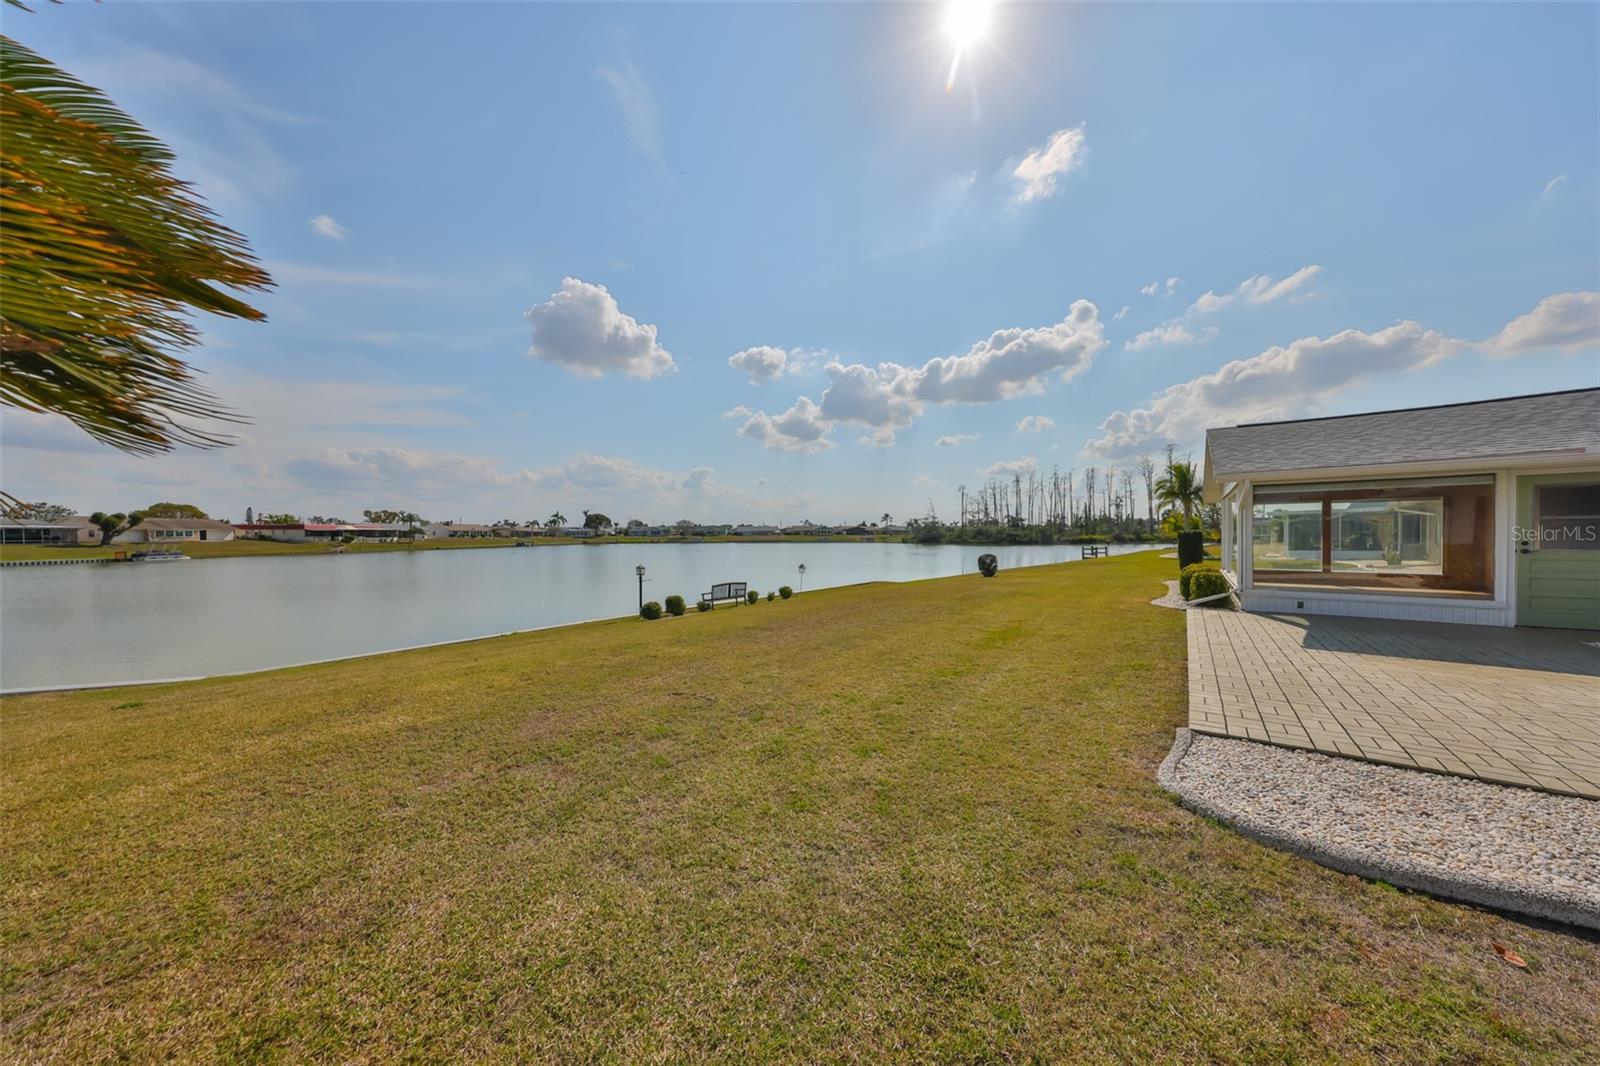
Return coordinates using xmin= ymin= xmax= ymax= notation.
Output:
xmin=546 ymin=512 xmax=567 ymax=529
xmin=1 ymin=22 xmax=271 ymax=454
xmin=1155 ymin=460 xmax=1204 ymax=528
xmin=881 ymin=512 xmax=892 ymax=526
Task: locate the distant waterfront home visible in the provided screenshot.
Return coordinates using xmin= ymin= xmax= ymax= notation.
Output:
xmin=233 ymin=522 xmax=308 ymax=542
xmin=731 ymin=524 xmax=782 ymax=536
xmin=0 ymin=515 xmax=103 ymax=546
xmin=1205 ymin=388 xmax=1599 ymax=629
xmin=114 ymin=518 xmax=237 ymax=544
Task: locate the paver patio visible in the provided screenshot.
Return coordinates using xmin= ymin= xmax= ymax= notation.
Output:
xmin=1187 ymin=610 xmax=1600 ymax=798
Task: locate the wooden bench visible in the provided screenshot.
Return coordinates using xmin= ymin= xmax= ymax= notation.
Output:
xmin=699 ymin=580 xmax=748 ymax=607
xmin=1081 ymin=544 xmax=1109 ymax=559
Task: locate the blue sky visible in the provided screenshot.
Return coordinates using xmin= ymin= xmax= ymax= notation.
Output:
xmin=4 ymin=1 xmax=1597 ymax=524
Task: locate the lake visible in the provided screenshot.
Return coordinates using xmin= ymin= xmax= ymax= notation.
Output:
xmin=0 ymin=541 xmax=1166 ymax=690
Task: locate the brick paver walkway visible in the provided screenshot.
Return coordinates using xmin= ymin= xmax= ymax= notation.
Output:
xmin=1187 ymin=610 xmax=1600 ymax=798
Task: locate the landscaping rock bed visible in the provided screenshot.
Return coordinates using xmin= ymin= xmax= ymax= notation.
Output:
xmin=1150 ymin=579 xmax=1185 ymax=610
xmin=1159 ymin=728 xmax=1600 ymax=930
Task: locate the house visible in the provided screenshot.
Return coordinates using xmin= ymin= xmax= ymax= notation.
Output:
xmin=730 ymin=524 xmax=781 ymax=536
xmin=0 ymin=515 xmax=103 ymax=546
xmin=233 ymin=522 xmax=308 ymax=542
xmin=428 ymin=523 xmax=495 ymax=538
xmin=1204 ymin=388 xmax=1600 ymax=629
xmin=114 ymin=517 xmax=237 ymax=544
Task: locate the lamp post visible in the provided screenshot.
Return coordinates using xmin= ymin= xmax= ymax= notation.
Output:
xmin=797 ymin=562 xmax=806 ymax=593
xmin=635 ymin=564 xmax=646 ymax=610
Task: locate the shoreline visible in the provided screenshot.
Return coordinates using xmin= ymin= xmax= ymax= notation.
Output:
xmin=1 ymin=548 xmax=1168 ymax=695
xmin=0 ymin=532 xmax=1170 ymax=566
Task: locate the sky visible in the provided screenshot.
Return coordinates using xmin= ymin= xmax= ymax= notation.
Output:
xmin=3 ymin=1 xmax=1597 ymax=525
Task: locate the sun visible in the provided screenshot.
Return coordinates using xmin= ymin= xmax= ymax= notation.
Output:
xmin=943 ymin=1 xmax=995 ymax=92
xmin=944 ymin=0 xmax=994 ymax=49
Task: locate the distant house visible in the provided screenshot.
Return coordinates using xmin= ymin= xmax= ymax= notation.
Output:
xmin=115 ymin=517 xmax=236 ymax=544
xmin=300 ymin=522 xmax=412 ymax=542
xmin=233 ymin=522 xmax=308 ymax=542
xmin=730 ymin=524 xmax=781 ymax=536
xmin=0 ymin=515 xmax=103 ymax=546
xmin=431 ymin=523 xmax=495 ymax=538
xmin=1204 ymin=388 xmax=1600 ymax=629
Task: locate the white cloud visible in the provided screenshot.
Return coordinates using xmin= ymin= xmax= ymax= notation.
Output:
xmin=308 ymin=214 xmax=347 ymax=240
xmin=1139 ymin=281 xmax=1159 ymax=297
xmin=733 ymin=301 xmax=1104 ymax=451
xmin=726 ymin=398 xmax=833 ymax=454
xmin=525 ymin=277 xmax=675 ymax=380
xmin=1483 ymin=292 xmax=1600 ymax=355
xmin=1543 ymin=174 xmax=1568 ymax=198
xmin=1011 ymin=126 xmax=1087 ymax=204
xmin=937 ymin=433 xmax=980 ymax=447
xmin=597 ymin=60 xmax=661 ymax=164
xmin=1085 ymin=320 xmax=1460 ymax=458
xmin=728 ymin=345 xmax=790 ymax=384
xmin=1165 ymin=277 xmax=1184 ymax=295
xmin=284 ymin=447 xmax=727 ymax=509
xmin=1190 ymin=265 xmax=1322 ymax=314
xmin=983 ymin=456 xmax=1037 ymax=477
xmin=913 ymin=474 xmax=942 ymax=489
xmin=1113 ymin=305 xmax=1130 ymax=321
xmin=1124 ymin=320 xmax=1217 ymax=351
xmin=1016 ymin=415 xmax=1055 ymax=433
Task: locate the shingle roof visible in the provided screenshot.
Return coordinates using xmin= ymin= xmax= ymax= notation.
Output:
xmin=134 ymin=517 xmax=236 ymax=531
xmin=1205 ymin=388 xmax=1600 ymax=484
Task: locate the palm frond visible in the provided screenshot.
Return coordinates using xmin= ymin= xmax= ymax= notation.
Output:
xmin=0 ymin=33 xmax=271 ymax=454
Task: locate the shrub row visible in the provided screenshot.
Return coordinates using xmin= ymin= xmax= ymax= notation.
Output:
xmin=643 ymin=587 xmax=797 ymax=619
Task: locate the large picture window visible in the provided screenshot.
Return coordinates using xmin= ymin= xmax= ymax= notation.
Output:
xmin=1251 ymin=476 xmax=1493 ymax=595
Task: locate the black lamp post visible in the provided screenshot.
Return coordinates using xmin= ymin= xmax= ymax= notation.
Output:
xmin=636 ymin=564 xmax=646 ymax=609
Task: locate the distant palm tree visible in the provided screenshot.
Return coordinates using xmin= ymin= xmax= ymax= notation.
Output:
xmin=547 ymin=512 xmax=567 ymax=528
xmin=881 ymin=512 xmax=892 ymax=526
xmin=0 ymin=24 xmax=271 ymax=454
xmin=1155 ymin=461 xmax=1204 ymax=528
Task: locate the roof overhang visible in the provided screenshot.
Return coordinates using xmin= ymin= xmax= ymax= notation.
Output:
xmin=1210 ymin=446 xmax=1599 ymax=494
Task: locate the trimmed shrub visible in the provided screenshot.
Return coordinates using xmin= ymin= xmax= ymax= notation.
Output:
xmin=640 ymin=601 xmax=663 ymax=620
xmin=664 ymin=594 xmax=686 ymax=617
xmin=697 ymin=599 xmax=712 ymax=612
xmin=778 ymin=586 xmax=793 ymax=599
xmin=766 ymin=591 xmax=775 ymax=602
xmin=746 ymin=590 xmax=759 ymax=605
xmin=1176 ymin=530 xmax=1206 ymax=568
xmin=1188 ymin=568 xmax=1231 ymax=605
xmin=977 ymin=553 xmax=999 ymax=577
xmin=1178 ymin=562 xmax=1217 ymax=600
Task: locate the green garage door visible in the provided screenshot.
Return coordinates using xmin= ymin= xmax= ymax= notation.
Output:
xmin=1516 ymin=474 xmax=1600 ymax=630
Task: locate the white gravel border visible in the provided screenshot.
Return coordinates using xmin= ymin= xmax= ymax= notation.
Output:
xmin=1158 ymin=728 xmax=1600 ymax=930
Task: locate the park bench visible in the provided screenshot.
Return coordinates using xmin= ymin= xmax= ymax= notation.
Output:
xmin=699 ymin=581 xmax=748 ymax=607
xmin=1081 ymin=544 xmax=1109 ymax=559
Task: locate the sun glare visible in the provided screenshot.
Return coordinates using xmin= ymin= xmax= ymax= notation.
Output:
xmin=943 ymin=0 xmax=994 ymax=92
xmin=944 ymin=0 xmax=993 ymax=48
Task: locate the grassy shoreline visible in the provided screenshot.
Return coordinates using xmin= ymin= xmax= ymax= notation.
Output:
xmin=3 ymin=552 xmax=1593 ymax=1060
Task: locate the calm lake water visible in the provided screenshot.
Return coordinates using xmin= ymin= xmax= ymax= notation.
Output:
xmin=0 ymin=541 xmax=1165 ymax=690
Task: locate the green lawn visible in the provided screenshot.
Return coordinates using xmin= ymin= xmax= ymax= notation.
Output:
xmin=2 ymin=552 xmax=1594 ymax=1061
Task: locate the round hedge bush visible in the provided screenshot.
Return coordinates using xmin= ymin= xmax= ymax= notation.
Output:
xmin=664 ymin=594 xmax=686 ymax=617
xmin=697 ymin=599 xmax=712 ymax=612
xmin=778 ymin=586 xmax=793 ymax=599
xmin=1187 ymin=568 xmax=1231 ymax=605
xmin=746 ymin=590 xmax=759 ymax=605
xmin=977 ymin=553 xmax=999 ymax=577
xmin=640 ymin=601 xmax=663 ymax=620
xmin=1179 ymin=562 xmax=1220 ymax=600
xmin=766 ymin=591 xmax=775 ymax=602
